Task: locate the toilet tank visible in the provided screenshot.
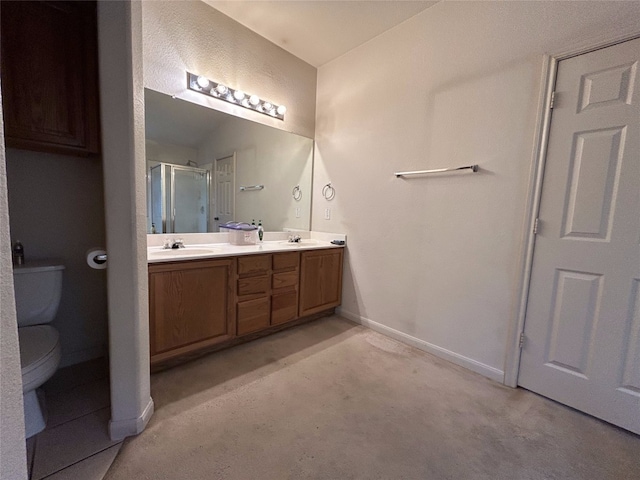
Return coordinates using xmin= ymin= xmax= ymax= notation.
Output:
xmin=13 ymin=262 xmax=65 ymax=327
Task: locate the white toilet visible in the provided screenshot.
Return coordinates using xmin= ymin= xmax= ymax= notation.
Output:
xmin=13 ymin=261 xmax=64 ymax=438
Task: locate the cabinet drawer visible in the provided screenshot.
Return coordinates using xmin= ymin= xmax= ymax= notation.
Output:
xmin=238 ymin=255 xmax=271 ymax=276
xmin=271 ymin=291 xmax=298 ymax=325
xmin=237 ymin=297 xmax=270 ymax=335
xmin=273 ymin=252 xmax=299 ymax=271
xmin=272 ymin=271 xmax=298 ymax=291
xmin=237 ymin=275 xmax=269 ymax=297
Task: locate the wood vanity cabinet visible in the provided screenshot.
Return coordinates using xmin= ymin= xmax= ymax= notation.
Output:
xmin=236 ymin=254 xmax=272 ymax=335
xmin=299 ymin=248 xmax=344 ymax=317
xmin=236 ymin=252 xmax=301 ymax=335
xmin=0 ymin=1 xmax=100 ymax=156
xmin=148 ymin=247 xmax=343 ymax=368
xmin=148 ymin=258 xmax=235 ymax=364
xmin=271 ymin=252 xmax=301 ymax=325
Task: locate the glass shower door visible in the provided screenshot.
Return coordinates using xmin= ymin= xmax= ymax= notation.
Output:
xmin=172 ymin=166 xmax=209 ymax=233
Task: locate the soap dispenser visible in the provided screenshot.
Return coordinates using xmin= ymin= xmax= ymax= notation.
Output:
xmin=257 ymin=220 xmax=264 ymax=242
xmin=12 ymin=240 xmax=24 ymax=266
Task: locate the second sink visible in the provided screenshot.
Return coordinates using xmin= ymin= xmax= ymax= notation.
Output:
xmin=148 ymin=248 xmax=219 ymax=257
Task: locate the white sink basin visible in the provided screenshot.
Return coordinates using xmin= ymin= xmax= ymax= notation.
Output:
xmin=278 ymin=239 xmax=320 ymax=247
xmin=148 ymin=248 xmax=219 ymax=257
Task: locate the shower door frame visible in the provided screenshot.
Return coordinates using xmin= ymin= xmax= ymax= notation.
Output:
xmin=169 ymin=164 xmax=211 ymax=233
xmin=150 ymin=163 xmax=211 ymax=234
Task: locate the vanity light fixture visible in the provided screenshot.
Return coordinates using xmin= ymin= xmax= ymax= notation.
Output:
xmin=188 ymin=72 xmax=286 ymax=121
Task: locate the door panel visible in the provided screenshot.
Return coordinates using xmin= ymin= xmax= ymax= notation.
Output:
xmin=518 ymin=38 xmax=640 ymax=434
xmin=545 ymin=270 xmax=602 ymax=377
xmin=562 ymin=127 xmax=624 ymax=240
xmin=215 ymin=154 xmax=235 ymax=231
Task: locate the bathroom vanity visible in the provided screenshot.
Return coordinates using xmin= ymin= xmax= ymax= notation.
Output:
xmin=144 ymin=88 xmax=341 ymax=370
xmin=148 ymin=243 xmax=343 ymax=369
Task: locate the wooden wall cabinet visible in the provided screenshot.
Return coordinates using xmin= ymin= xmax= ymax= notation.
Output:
xmin=299 ymin=249 xmax=344 ymax=317
xmin=149 ymin=258 xmax=235 ymax=364
xmin=0 ymin=1 xmax=100 ymax=156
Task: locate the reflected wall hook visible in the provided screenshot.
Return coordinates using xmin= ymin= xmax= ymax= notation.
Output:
xmin=322 ymin=183 xmax=335 ymax=200
xmin=292 ymin=185 xmax=302 ymax=201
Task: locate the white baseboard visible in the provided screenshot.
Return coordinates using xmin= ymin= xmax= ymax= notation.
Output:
xmin=109 ymin=397 xmax=155 ymax=441
xmin=338 ymin=308 xmax=505 ymax=384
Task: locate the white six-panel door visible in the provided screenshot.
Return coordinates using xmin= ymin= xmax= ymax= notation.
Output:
xmin=214 ymin=153 xmax=236 ymax=231
xmin=518 ymin=38 xmax=640 ymax=434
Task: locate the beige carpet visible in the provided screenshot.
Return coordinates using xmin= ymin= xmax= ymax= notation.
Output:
xmin=105 ymin=316 xmax=640 ymax=479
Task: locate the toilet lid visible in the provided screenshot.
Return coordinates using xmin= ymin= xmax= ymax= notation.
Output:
xmin=18 ymin=325 xmax=60 ymax=375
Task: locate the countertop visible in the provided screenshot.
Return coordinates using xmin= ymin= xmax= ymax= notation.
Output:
xmin=147 ymin=240 xmax=344 ymax=263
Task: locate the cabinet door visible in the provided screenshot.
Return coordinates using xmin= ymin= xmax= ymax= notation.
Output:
xmin=149 ymin=259 xmax=234 ymax=361
xmin=299 ymin=249 xmax=344 ymax=317
xmin=0 ymin=1 xmax=100 ymax=156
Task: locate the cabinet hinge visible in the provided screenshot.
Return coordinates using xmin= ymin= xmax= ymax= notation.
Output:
xmin=533 ymin=218 xmax=539 ymax=235
xmin=549 ymin=91 xmax=556 ymax=109
xmin=519 ymin=332 xmax=525 ymax=349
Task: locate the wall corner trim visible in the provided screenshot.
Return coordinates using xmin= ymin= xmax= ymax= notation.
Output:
xmin=109 ymin=397 xmax=155 ymax=441
xmin=338 ymin=309 xmax=505 ymax=384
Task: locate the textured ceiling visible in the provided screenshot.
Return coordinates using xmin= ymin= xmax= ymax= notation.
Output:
xmin=203 ymin=1 xmax=438 ymax=67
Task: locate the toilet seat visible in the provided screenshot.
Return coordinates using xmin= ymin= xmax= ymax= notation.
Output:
xmin=19 ymin=325 xmax=61 ymax=392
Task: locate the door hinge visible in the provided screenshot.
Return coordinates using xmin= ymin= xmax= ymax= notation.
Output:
xmin=533 ymin=218 xmax=539 ymax=235
xmin=519 ymin=332 xmax=525 ymax=349
xmin=549 ymin=91 xmax=556 ymax=109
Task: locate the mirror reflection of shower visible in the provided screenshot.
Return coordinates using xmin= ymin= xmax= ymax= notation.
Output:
xmin=149 ymin=162 xmax=210 ymax=233
xmin=144 ymin=88 xmax=313 ymax=233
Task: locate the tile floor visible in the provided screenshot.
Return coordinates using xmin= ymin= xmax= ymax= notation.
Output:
xmin=26 ymin=358 xmax=121 ymax=480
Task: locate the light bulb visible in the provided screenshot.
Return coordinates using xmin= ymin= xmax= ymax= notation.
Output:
xmin=249 ymin=95 xmax=260 ymax=106
xmin=216 ymin=84 xmax=228 ymax=95
xmin=196 ymin=76 xmax=210 ymax=89
xmin=263 ymin=102 xmax=273 ymax=111
xmin=233 ymin=90 xmax=245 ymax=101
xmin=276 ymin=105 xmax=287 ymax=116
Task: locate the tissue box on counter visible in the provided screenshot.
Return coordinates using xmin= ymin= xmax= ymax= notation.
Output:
xmin=220 ymin=222 xmax=258 ymax=245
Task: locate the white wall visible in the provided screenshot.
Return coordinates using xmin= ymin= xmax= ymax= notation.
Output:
xmin=142 ymin=0 xmax=317 ymax=139
xmin=146 ymin=140 xmax=198 ymax=166
xmin=198 ymin=115 xmax=313 ymax=231
xmin=0 ymin=91 xmax=27 ymax=480
xmin=5 ymin=149 xmax=108 ymax=367
xmin=94 ymin=0 xmax=318 ymax=440
xmin=313 ymin=1 xmax=640 ymax=380
xmin=98 ymin=0 xmax=153 ymax=440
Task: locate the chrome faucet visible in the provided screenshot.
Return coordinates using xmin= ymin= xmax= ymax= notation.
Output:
xmin=288 ymin=235 xmax=302 ymax=243
xmin=163 ymin=238 xmax=185 ymax=249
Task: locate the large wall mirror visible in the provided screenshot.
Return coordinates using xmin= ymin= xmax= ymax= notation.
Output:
xmin=144 ymin=88 xmax=313 ymax=233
